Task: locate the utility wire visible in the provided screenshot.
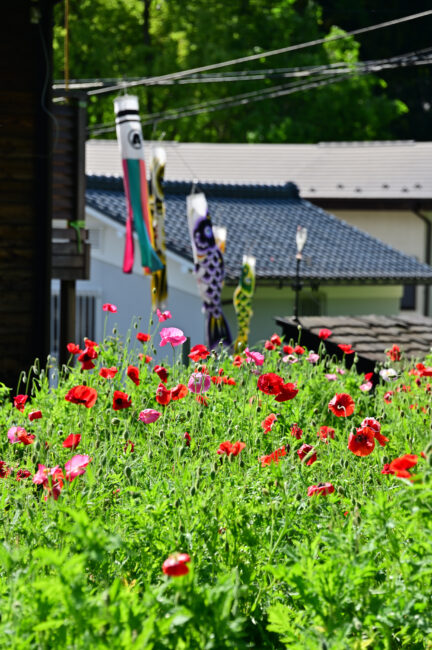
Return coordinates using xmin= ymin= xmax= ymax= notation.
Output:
xmin=88 ymin=72 xmax=357 ymax=136
xmin=86 ymin=53 xmax=432 ymax=135
xmin=87 ymin=9 xmax=432 ymax=96
xmin=57 ymin=46 xmax=432 ymax=90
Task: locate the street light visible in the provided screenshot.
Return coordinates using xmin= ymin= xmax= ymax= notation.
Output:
xmin=293 ymin=226 xmax=307 ymax=323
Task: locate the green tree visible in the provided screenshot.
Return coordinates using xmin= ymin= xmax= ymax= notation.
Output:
xmin=53 ymin=0 xmax=408 ymax=142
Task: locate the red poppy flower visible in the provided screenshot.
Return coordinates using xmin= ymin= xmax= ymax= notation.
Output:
xmin=28 ymin=410 xmax=42 ymax=421
xmin=217 ymin=441 xmax=246 ymax=456
xmin=294 ymin=345 xmax=305 ymax=355
xmin=389 ymin=454 xmax=418 ymax=474
xmin=348 ymin=426 xmax=375 ymax=456
xmin=84 ymin=338 xmax=98 ymax=348
xmin=274 ymin=382 xmax=298 ymax=402
xmin=123 ymin=440 xmax=135 ymax=454
xmin=328 ymin=393 xmax=355 ymax=417
xmin=364 ymin=372 xmax=374 ymax=382
xmin=102 ymin=303 xmax=117 ymax=313
xmin=386 ymin=344 xmax=401 ymax=362
xmin=14 ymin=394 xmax=28 ymax=412
xmin=261 ymin=413 xmax=277 ymax=433
xmin=338 ymin=343 xmax=354 ymax=354
xmin=264 ymin=340 xmax=275 ymax=351
xmin=188 ymin=344 xmax=210 ymax=362
xmin=184 ymin=432 xmax=191 ymax=447
xmin=137 ymin=332 xmax=151 ymax=343
xmin=260 ymin=446 xmax=287 ymax=466
xmin=383 ymin=391 xmax=393 ymax=404
xmin=307 ymin=482 xmax=335 ymax=497
xmin=317 ymin=426 xmax=335 ymax=441
xmin=162 ymin=552 xmax=191 ymax=577
xmin=155 ymin=383 xmax=171 ymax=406
xmin=78 ymin=346 xmax=98 ymax=371
xmin=99 ymin=366 xmax=118 ymax=379
xmin=153 ymin=364 xmax=168 ymax=383
xmin=127 ymin=365 xmax=140 ymax=386
xmin=212 ymin=376 xmax=223 ymax=385
xmin=195 ymin=395 xmax=209 ymax=406
xmin=257 ymin=373 xmax=284 ymax=395
xmin=283 ymin=345 xmax=294 ymax=354
xmin=318 ymin=329 xmax=332 ymax=340
xmin=0 ymin=461 xmax=11 ymax=478
xmin=67 ymin=343 xmax=81 ymax=355
xmin=138 ymin=353 xmax=153 ymax=363
xmin=297 ymin=444 xmax=317 ymax=466
xmin=290 ymin=423 xmax=303 ymax=439
xmin=15 ymin=429 xmax=36 ymax=446
xmin=270 ymin=334 xmax=282 ymax=346
xmin=16 ymin=469 xmax=31 ymax=481
xmin=62 ymin=433 xmax=81 ymax=450
xmin=226 ymin=377 xmax=236 ymax=386
xmin=112 ymin=391 xmax=132 ymax=410
xmin=171 ymin=383 xmax=188 ymax=401
xmin=65 ymin=385 xmax=98 ymax=408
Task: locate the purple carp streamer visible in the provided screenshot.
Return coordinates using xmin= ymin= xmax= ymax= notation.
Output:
xmin=187 ymin=193 xmax=232 ymax=349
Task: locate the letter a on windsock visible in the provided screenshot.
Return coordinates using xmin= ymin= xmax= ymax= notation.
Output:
xmin=114 ymin=95 xmax=163 ymax=274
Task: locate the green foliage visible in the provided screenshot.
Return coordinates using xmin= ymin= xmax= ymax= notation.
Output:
xmin=1 ymin=323 xmax=432 ymax=647
xmin=53 ymin=0 xmax=407 ymax=143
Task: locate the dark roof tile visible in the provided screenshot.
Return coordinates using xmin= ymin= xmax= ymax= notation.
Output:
xmin=86 ymin=174 xmax=432 ymax=286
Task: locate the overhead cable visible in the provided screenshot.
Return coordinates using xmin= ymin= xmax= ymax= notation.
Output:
xmin=87 ymin=9 xmax=432 ymax=96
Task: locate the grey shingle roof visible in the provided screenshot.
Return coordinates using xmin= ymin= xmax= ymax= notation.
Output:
xmin=86 ymin=139 xmax=432 ymax=201
xmin=86 ymin=174 xmax=432 ymax=286
xmin=275 ymin=314 xmax=432 ymax=369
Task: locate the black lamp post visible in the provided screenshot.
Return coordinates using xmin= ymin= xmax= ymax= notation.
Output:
xmin=293 ymin=225 xmax=307 ymax=323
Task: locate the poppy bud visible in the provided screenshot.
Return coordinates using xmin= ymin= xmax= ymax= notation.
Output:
xmin=295 ymin=493 xmax=302 ymax=501
xmin=111 ymin=418 xmax=120 ymax=426
xmin=112 ymin=328 xmax=117 ymax=334
xmin=58 ymin=430 xmax=63 ymax=437
xmin=174 ymin=498 xmax=180 ymax=508
xmin=125 ymin=466 xmax=132 ymax=478
xmin=210 ymin=470 xmax=216 ymax=480
xmin=148 ymin=451 xmax=153 ymax=459
xmin=179 ymin=446 xmax=185 ymax=457
xmin=179 ymin=523 xmax=184 ymax=532
xmin=225 ymin=541 xmax=229 ymax=553
xmin=190 ymin=485 xmax=196 ymax=496
xmin=34 ymin=441 xmax=41 ymax=452
xmin=31 ymin=454 xmax=37 ymax=464
xmin=337 ymin=486 xmax=345 ymax=496
xmin=158 ymin=430 xmax=164 ymax=438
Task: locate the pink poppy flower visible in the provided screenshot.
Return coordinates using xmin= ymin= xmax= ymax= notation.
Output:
xmin=139 ymin=409 xmax=161 ymax=424
xmin=159 ymin=327 xmax=186 ymax=347
xmin=359 ymin=381 xmax=373 ymax=392
xmin=65 ymin=455 xmax=91 ymax=482
xmin=188 ymin=372 xmax=211 ymax=394
xmin=157 ymin=309 xmax=172 ymax=322
xmin=282 ymin=354 xmax=298 ymax=364
xmin=325 ymin=374 xmax=337 ymax=381
xmin=244 ymin=348 xmax=265 ymax=366
xmin=7 ymin=426 xmax=35 ymax=445
xmin=102 ymin=303 xmax=117 ymax=313
xmin=306 ymin=352 xmax=319 ymax=364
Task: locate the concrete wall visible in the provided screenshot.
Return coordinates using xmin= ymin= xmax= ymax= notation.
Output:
xmin=222 ymin=284 xmax=403 ymax=345
xmin=332 ymin=208 xmax=432 ymax=316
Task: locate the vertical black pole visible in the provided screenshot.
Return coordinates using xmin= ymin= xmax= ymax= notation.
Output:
xmin=293 ymin=257 xmax=301 ymax=323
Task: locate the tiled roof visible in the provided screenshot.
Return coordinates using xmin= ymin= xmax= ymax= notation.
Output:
xmin=86 ymin=174 xmax=432 ymax=286
xmin=86 ymin=139 xmax=432 ymax=201
xmin=275 ymin=314 xmax=432 ymax=372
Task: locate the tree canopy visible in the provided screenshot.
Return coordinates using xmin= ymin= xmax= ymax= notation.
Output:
xmin=53 ymin=0 xmax=430 ymax=143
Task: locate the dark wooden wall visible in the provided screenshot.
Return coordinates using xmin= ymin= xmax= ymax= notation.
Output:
xmin=0 ymin=1 xmax=54 ymax=390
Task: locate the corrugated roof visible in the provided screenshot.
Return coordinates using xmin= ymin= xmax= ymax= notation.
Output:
xmin=86 ymin=139 xmax=432 ymax=200
xmin=86 ymin=174 xmax=432 ymax=286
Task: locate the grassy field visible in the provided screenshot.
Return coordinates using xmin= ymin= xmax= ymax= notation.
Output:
xmin=0 ymin=315 xmax=431 ymax=649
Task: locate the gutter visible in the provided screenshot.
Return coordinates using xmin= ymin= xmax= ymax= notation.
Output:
xmin=414 ymin=207 xmax=432 ymax=316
